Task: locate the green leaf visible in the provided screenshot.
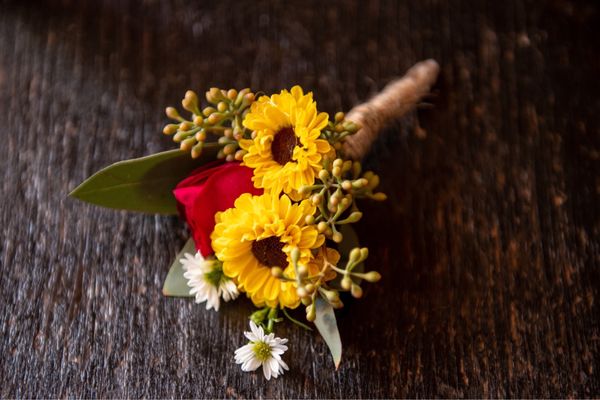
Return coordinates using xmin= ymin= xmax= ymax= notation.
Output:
xmin=69 ymin=144 xmax=219 ymax=215
xmin=314 ymin=297 xmax=342 ymax=369
xmin=162 ymin=238 xmax=196 ymax=297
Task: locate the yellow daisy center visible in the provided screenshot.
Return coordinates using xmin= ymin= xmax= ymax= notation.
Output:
xmin=270 ymin=127 xmax=298 ymax=165
xmin=251 ymin=236 xmax=287 ymax=268
xmin=240 ymin=85 xmax=332 ymax=200
xmin=253 ymin=341 xmax=272 ymax=361
xmin=211 ymin=192 xmax=324 ymax=308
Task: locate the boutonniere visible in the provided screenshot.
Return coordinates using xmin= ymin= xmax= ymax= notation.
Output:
xmin=71 ymin=60 xmax=439 ymax=379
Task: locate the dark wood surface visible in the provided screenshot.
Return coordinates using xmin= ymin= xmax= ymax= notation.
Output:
xmin=1 ymin=0 xmax=598 ymax=398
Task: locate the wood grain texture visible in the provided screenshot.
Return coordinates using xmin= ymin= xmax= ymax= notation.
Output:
xmin=0 ymin=0 xmax=598 ymax=397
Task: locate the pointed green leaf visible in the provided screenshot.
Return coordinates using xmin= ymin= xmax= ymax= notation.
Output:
xmin=162 ymin=238 xmax=196 ymax=297
xmin=70 ymin=144 xmax=219 ymax=214
xmin=314 ymin=297 xmax=342 ymax=369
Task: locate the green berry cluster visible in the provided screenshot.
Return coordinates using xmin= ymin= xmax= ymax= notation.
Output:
xmin=162 ymin=88 xmax=255 ymax=160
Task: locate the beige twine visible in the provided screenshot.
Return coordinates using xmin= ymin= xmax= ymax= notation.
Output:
xmin=342 ymin=59 xmax=440 ymax=160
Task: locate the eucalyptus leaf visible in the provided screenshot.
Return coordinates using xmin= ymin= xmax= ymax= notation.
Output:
xmin=314 ymin=297 xmax=342 ymax=369
xmin=69 ymin=144 xmax=219 ymax=215
xmin=162 ymin=238 xmax=196 ymax=297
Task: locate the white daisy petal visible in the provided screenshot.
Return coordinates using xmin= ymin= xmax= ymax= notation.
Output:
xmin=234 ymin=321 xmax=289 ymax=380
xmin=181 ymin=251 xmax=237 ymax=312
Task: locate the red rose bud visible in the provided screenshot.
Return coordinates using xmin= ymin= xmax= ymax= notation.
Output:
xmin=173 ymin=161 xmax=262 ymax=256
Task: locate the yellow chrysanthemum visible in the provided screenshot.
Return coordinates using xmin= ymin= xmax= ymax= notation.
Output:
xmin=241 ymin=86 xmax=332 ymax=200
xmin=211 ymin=192 xmax=324 ymax=308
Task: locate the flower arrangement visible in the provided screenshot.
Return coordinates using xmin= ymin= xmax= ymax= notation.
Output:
xmin=70 ymin=60 xmax=439 ymax=379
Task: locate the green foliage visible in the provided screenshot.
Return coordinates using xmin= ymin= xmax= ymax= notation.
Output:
xmin=70 ymin=145 xmax=218 ymax=214
xmin=162 ymin=238 xmax=196 ymax=297
xmin=314 ymin=297 xmax=342 ymax=369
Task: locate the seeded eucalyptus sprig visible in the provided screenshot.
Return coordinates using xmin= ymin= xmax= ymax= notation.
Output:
xmin=320 ymin=111 xmax=360 ymax=151
xmin=299 ymin=158 xmax=386 ymax=244
xmin=163 ymin=88 xmax=256 ymax=160
xmin=278 ymin=244 xmax=381 ymax=321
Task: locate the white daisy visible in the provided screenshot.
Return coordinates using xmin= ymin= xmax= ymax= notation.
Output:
xmin=234 ymin=321 xmax=289 ymax=380
xmin=180 ymin=251 xmax=239 ymax=311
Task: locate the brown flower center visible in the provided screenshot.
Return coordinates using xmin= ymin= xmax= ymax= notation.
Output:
xmin=251 ymin=236 xmax=287 ymax=268
xmin=271 ymin=127 xmax=298 ymax=165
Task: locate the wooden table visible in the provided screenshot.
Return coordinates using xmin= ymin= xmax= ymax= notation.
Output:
xmin=1 ymin=0 xmax=598 ymax=397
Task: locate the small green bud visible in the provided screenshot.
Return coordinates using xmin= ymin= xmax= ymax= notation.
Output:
xmin=165 ymin=107 xmax=181 ymax=120
xmin=339 ymin=197 xmax=351 ymax=209
xmin=242 ymin=92 xmax=255 ymax=106
xmin=363 ymin=271 xmax=382 ymax=282
xmin=367 ymin=174 xmax=380 ymax=189
xmin=341 ymin=276 xmax=352 ymax=290
xmin=305 ymin=215 xmax=315 ymax=225
xmin=207 ymin=113 xmax=224 ymax=124
xmin=345 ymin=211 xmax=362 ymax=223
xmin=341 ymin=180 xmax=352 ymax=191
xmin=359 ymin=247 xmax=369 ymax=261
xmin=195 ymin=130 xmax=207 ymax=142
xmin=225 ymin=154 xmax=235 ymax=162
xmin=305 ymin=283 xmax=315 ymax=294
xmin=179 ymin=121 xmax=192 ymax=131
xmin=193 ymin=115 xmax=204 ymax=126
xmin=351 ymin=283 xmax=363 ymax=298
xmin=202 ymin=106 xmax=216 ymax=117
xmin=311 ymin=193 xmax=323 ymax=205
xmin=235 ymin=150 xmax=246 ymax=161
xmin=332 ymin=231 xmax=343 ymax=243
xmin=206 ymin=87 xmax=222 ymax=103
xmin=333 ymin=158 xmax=343 ymax=169
xmin=223 ymin=144 xmax=237 ymax=155
xmin=318 ymin=169 xmax=330 ymax=181
xmin=227 ymin=89 xmax=238 ymax=100
xmin=334 ymin=111 xmax=345 ymax=122
xmin=329 ymin=195 xmax=339 ymax=207
xmin=173 ymin=131 xmax=190 ymax=142
xmin=184 ymin=90 xmax=198 ymax=103
xmin=349 ymin=248 xmax=361 ymax=263
xmin=352 ymin=178 xmax=367 ymax=189
xmin=163 ymin=124 xmax=178 ymax=135
xmin=182 ymin=91 xmax=199 ymax=112
xmin=371 ymin=192 xmax=387 ymax=201
xmin=317 ymin=221 xmax=327 ymax=233
xmin=352 ymin=161 xmax=362 ymax=177
xmin=332 ymin=166 xmax=342 ymax=178
xmin=191 ymin=143 xmax=203 ymax=159
xmin=342 ymin=160 xmax=352 ymax=173
xmin=180 ymin=137 xmax=196 ymax=151
xmin=301 ymin=297 xmax=312 ymax=306
xmin=343 ymin=121 xmax=358 ymax=132
xmin=217 ymin=101 xmax=228 ymax=113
